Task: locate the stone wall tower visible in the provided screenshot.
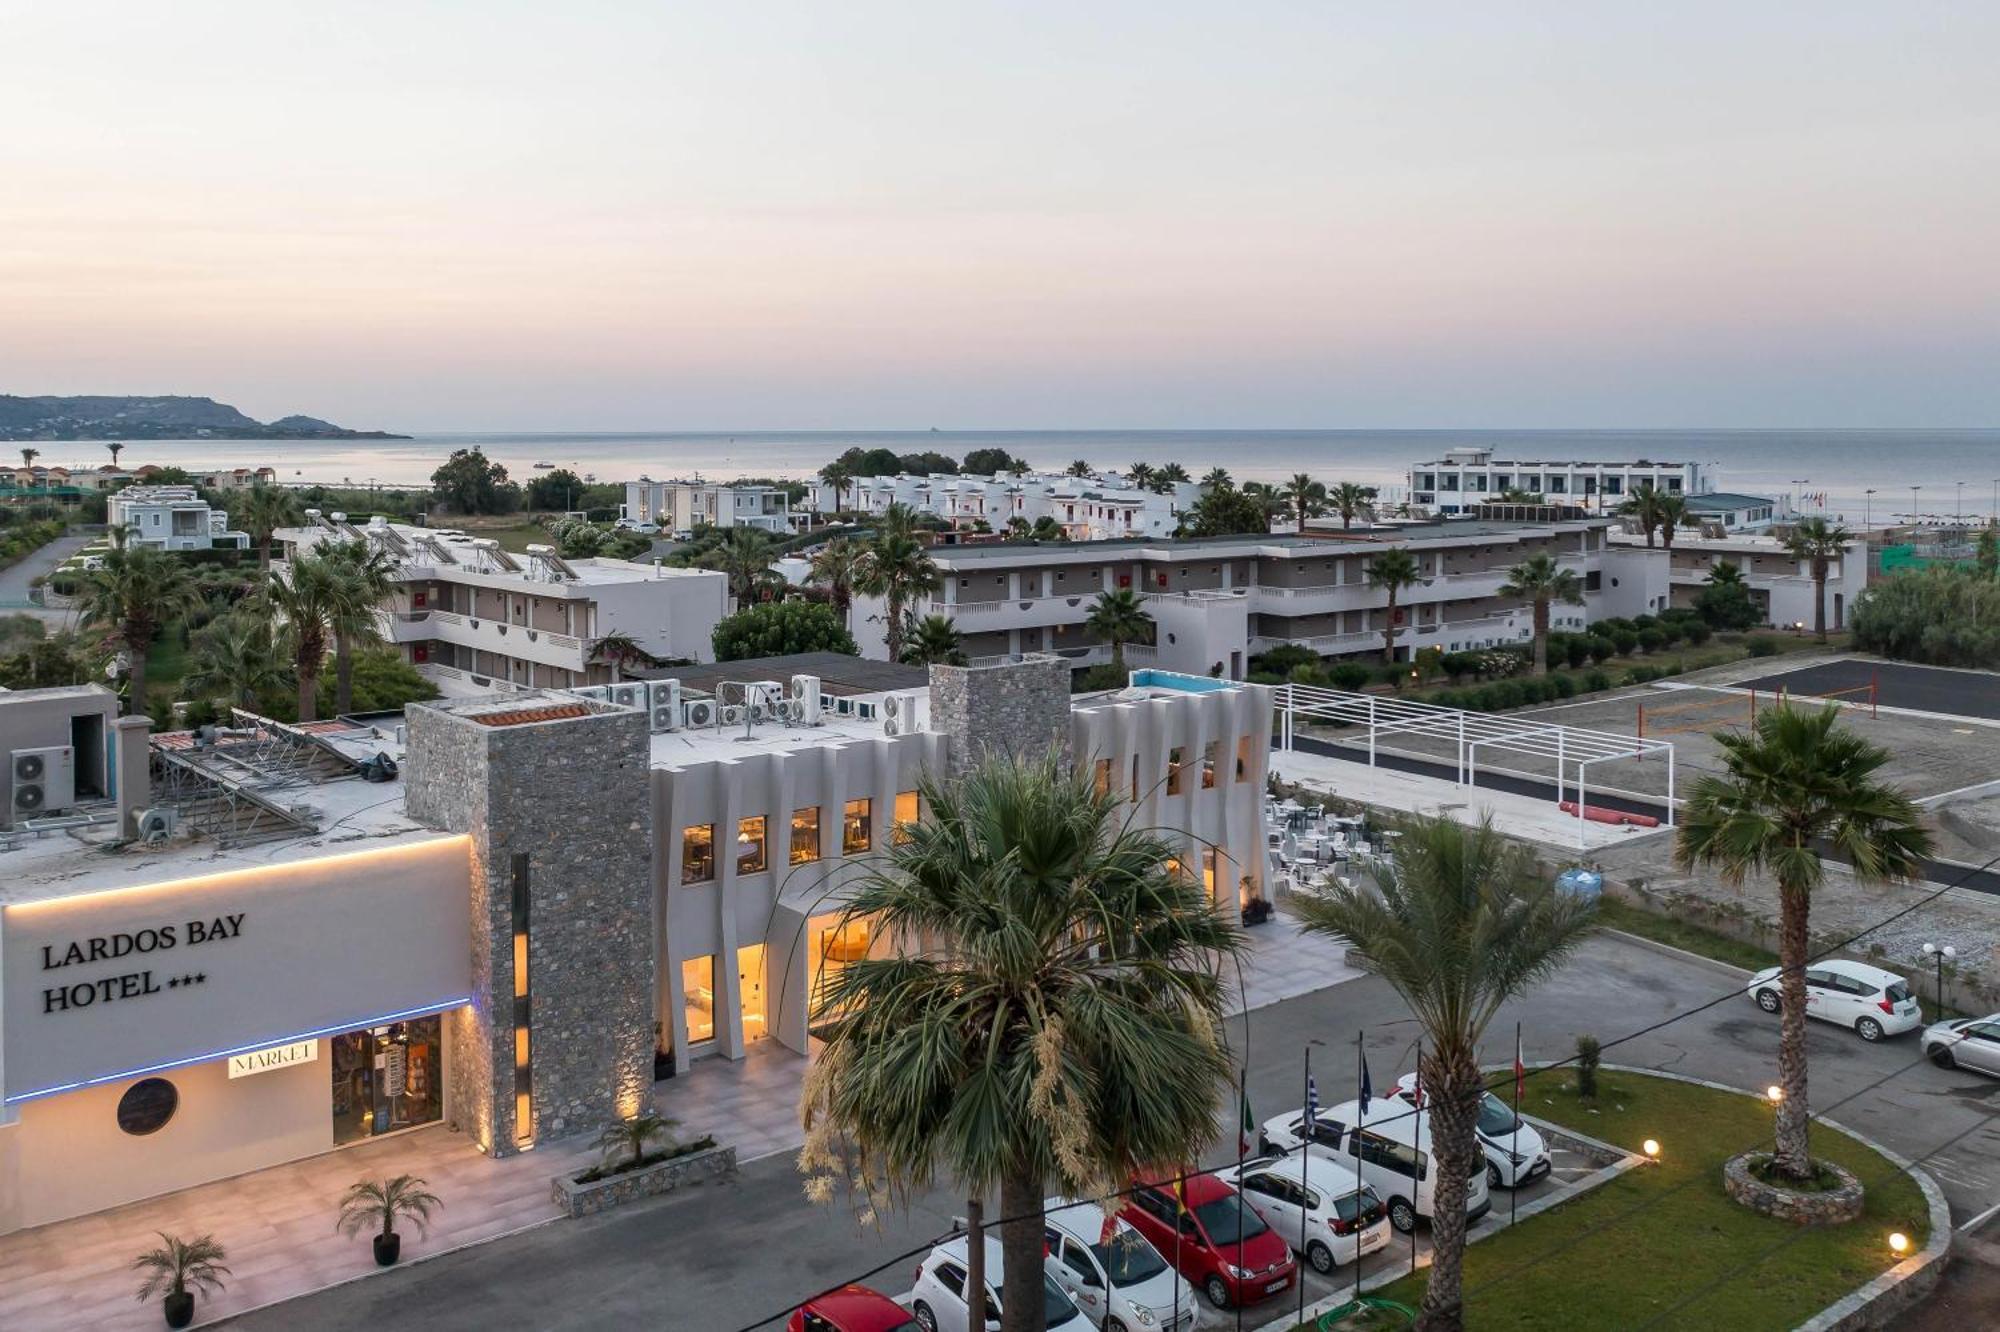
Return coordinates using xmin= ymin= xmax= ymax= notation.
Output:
xmin=928 ymin=653 xmax=1073 ymax=778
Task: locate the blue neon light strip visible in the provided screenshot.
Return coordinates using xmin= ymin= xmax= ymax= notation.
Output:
xmin=3 ymin=996 xmax=472 ymax=1105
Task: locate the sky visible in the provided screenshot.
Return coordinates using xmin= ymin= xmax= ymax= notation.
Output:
xmin=3 ymin=2 xmax=1997 ymax=431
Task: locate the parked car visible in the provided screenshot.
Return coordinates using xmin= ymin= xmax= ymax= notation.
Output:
xmin=1922 ymin=1014 xmax=2000 ymax=1074
xmin=1117 ymin=1171 xmax=1297 ymax=1310
xmin=788 ymin=1284 xmax=921 ymax=1332
xmin=1745 ymin=958 xmax=1922 ymax=1042
xmin=1260 ymin=1098 xmax=1492 ymax=1235
xmin=615 ymin=518 xmax=657 ymax=533
xmin=1214 ymin=1152 xmax=1392 ymax=1274
xmin=1392 ymin=1072 xmax=1550 ymax=1189
xmin=909 ymin=1236 xmax=1084 ymax=1332
xmin=1042 ymin=1197 xmax=1194 ymax=1330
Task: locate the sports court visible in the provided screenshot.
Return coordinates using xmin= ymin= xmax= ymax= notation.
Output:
xmin=1741 ymin=658 xmax=2000 ymax=723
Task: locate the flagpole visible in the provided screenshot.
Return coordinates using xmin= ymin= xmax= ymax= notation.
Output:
xmin=1355 ymin=1028 xmax=1365 ymax=1305
xmin=1236 ymin=1067 xmax=1247 ymax=1332
xmin=1511 ymin=1020 xmax=1523 ymax=1227
xmin=1411 ymin=1035 xmax=1421 ymax=1279
xmin=1172 ymin=1167 xmax=1183 ymax=1331
xmin=1297 ymin=1044 xmax=1311 ymax=1328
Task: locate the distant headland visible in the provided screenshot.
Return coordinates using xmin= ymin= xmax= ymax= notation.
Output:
xmin=0 ymin=394 xmax=408 ymax=441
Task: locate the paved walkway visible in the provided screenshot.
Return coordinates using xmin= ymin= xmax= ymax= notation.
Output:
xmin=0 ymin=531 xmax=90 ymax=623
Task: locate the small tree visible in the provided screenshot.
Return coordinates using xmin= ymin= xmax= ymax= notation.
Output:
xmin=1366 ymin=548 xmax=1422 ymax=664
xmin=1328 ymin=481 xmax=1373 ymax=531
xmin=1785 ymin=517 xmax=1852 ymax=642
xmin=1575 ymin=1034 xmax=1601 ymax=1098
xmin=1619 ymin=483 xmax=1667 ymax=547
xmin=596 ymin=1112 xmax=677 ymax=1169
xmin=337 ymin=1175 xmax=443 ymax=1242
xmin=133 ymin=1233 xmax=230 ymax=1317
xmin=712 ymin=599 xmax=858 ymax=660
xmin=1500 ymin=553 xmax=1585 ymax=676
xmin=900 ymin=613 xmax=967 ymax=666
xmin=1282 ymin=471 xmax=1326 ymax=530
xmin=1084 ymin=588 xmax=1155 ymax=674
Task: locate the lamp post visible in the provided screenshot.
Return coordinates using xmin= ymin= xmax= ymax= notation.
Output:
xmin=1923 ymin=942 xmax=1956 ymax=1015
xmin=1791 ymin=478 xmax=1810 ymax=513
xmin=1957 ymin=481 xmax=1966 ymax=523
xmin=1909 ymin=484 xmax=1921 ymax=523
xmin=1864 ymin=489 xmax=1876 ymax=529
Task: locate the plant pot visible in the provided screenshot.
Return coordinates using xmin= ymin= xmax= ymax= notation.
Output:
xmin=373 ymin=1232 xmax=402 ymax=1266
xmin=162 ymin=1291 xmax=195 ymax=1329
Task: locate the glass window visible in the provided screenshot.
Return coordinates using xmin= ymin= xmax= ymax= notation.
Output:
xmin=739 ymin=944 xmax=768 ymax=1042
xmin=117 ymin=1078 xmax=179 ymax=1136
xmin=1476 ymin=1093 xmax=1520 ymax=1137
xmin=1201 ymin=741 xmax=1219 ymax=789
xmin=894 ymin=790 xmax=919 ymax=845
xmin=1202 ymin=848 xmax=1218 ymax=901
xmin=332 ymin=1017 xmax=443 ymax=1145
xmin=790 ymin=806 xmax=821 ymax=864
xmin=681 ymin=824 xmax=715 ymax=884
xmin=1093 ymin=757 xmax=1113 ymax=798
xmin=1167 ymin=746 xmax=1185 ymax=795
xmin=1194 ymin=1196 xmax=1269 ymax=1244
xmin=936 ymin=1263 xmax=966 ymax=1299
xmin=1131 ymin=754 xmax=1140 ymax=801
xmin=682 ymin=956 xmax=716 ymax=1045
xmin=736 ymin=815 xmax=767 ymax=875
xmin=1060 ymin=1238 xmax=1097 ymax=1281
xmin=1092 ymin=1229 xmax=1167 ymax=1284
xmin=843 ymin=797 xmax=872 ymax=854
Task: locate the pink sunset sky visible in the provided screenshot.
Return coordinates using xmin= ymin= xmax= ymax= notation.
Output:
xmin=3 ymin=2 xmax=1996 ymax=430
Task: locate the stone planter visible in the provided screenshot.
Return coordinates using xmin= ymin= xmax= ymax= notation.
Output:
xmin=1722 ymin=1151 xmax=1865 ymax=1226
xmin=551 ymin=1143 xmax=737 ymax=1219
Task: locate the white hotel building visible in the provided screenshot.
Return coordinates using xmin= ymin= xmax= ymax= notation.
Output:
xmin=808 ymin=470 xmax=1200 ymax=542
xmin=622 ymin=478 xmax=793 ymax=534
xmin=105 ymin=485 xmax=250 ymax=553
xmin=0 ymin=657 xmax=1268 ymax=1233
xmin=1407 ymin=448 xmax=1717 ymax=516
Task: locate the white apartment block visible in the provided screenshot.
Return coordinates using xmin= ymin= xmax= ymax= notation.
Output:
xmin=807 ymin=469 xmax=1200 ymax=541
xmin=1603 ymin=528 xmax=1868 ymax=631
xmin=106 ymin=485 xmax=250 ymax=552
xmin=623 ymin=478 xmax=791 ymax=533
xmin=854 ymin=516 xmax=1630 ymax=679
xmin=1409 ymin=447 xmax=1716 ymax=516
xmin=275 ymin=512 xmax=728 ymax=692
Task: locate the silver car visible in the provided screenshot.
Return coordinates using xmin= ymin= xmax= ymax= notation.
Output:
xmin=1922 ymin=1015 xmax=2000 ymax=1075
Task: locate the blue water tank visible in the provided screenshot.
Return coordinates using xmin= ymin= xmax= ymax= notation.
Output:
xmin=1556 ymin=868 xmax=1603 ymax=900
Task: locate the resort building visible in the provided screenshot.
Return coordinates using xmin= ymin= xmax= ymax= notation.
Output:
xmin=1680 ymin=492 xmax=1786 ymax=532
xmin=0 ymin=656 xmax=1267 ymax=1233
xmin=1603 ymin=527 xmax=1869 ymax=631
xmin=806 ymin=469 xmax=1200 ymax=541
xmin=274 ymin=513 xmax=728 ymax=692
xmin=1407 ymin=447 xmax=1716 ymax=516
xmin=105 ymin=485 xmax=250 ymax=552
xmin=622 ymin=479 xmax=792 ymax=534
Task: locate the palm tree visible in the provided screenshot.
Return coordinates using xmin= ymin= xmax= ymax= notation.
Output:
xmin=107 ymin=441 xmax=125 ymax=467
xmin=185 ymin=614 xmax=291 ymax=710
xmin=1282 ymin=472 xmax=1326 ymax=531
xmin=1499 ymin=553 xmax=1585 ymax=675
xmin=321 ymin=541 xmax=395 ymax=716
xmin=595 ymin=1113 xmax=677 ymax=1169
xmin=899 ymin=613 xmax=966 ymax=666
xmin=1709 ymin=560 xmax=1746 ymax=589
xmin=1657 ymin=493 xmax=1690 ymax=552
xmin=801 ymin=752 xmax=1243 ymax=1332
xmin=337 ymin=1174 xmax=443 ymax=1244
xmin=588 ymin=632 xmax=653 ymax=683
xmin=818 ymin=462 xmax=853 ymax=513
xmin=1366 ymin=548 xmax=1422 ymax=664
xmin=809 ymin=537 xmax=864 ymax=628
xmin=1328 ymin=481 xmax=1373 ymax=531
xmin=230 ymin=483 xmax=304 ymax=572
xmin=1677 ymin=706 xmax=1930 ymax=1180
xmin=133 ymin=1232 xmax=230 ymax=1319
xmin=266 ymin=549 xmax=342 ymax=722
xmin=1127 ymin=461 xmax=1157 ymax=491
xmin=1084 ymin=588 xmax=1155 ymax=673
xmin=1028 ymin=515 xmax=1068 ymax=542
xmin=1293 ymin=816 xmax=1597 ymax=1332
xmin=1066 ymin=459 xmax=1092 ymax=478
xmin=19 ymin=446 xmax=39 ymax=469
xmin=1154 ymin=462 xmax=1190 ymax=493
xmin=857 ymin=524 xmax=939 ymax=664
xmin=1201 ymin=466 xmax=1232 ymax=489
xmin=77 ymin=540 xmax=200 ymax=715
xmin=1785 ymin=517 xmax=1852 ymax=641
xmin=1619 ymin=483 xmax=1667 ymax=548
xmin=703 ymin=527 xmax=779 ymax=607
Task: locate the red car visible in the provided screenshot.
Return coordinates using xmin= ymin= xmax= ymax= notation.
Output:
xmin=787 ymin=1283 xmax=921 ymax=1332
xmin=1119 ymin=1172 xmax=1298 ymax=1310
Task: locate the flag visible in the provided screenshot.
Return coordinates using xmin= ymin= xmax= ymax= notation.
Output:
xmin=1240 ymin=1084 xmax=1256 ymax=1156
xmin=1514 ymin=1030 xmax=1526 ymax=1104
xmin=1304 ymin=1074 xmax=1320 ymax=1134
xmin=1358 ymin=1052 xmax=1373 ymax=1116
xmin=1172 ymin=1173 xmax=1188 ymax=1213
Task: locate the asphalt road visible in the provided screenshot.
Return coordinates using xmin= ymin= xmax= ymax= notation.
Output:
xmin=1742 ymin=659 xmax=2000 ymax=723
xmin=0 ymin=531 xmax=89 ymax=620
xmin=228 ymin=933 xmax=2000 ymax=1332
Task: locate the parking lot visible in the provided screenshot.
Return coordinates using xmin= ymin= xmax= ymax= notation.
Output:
xmin=1742 ymin=658 xmax=2000 ymax=723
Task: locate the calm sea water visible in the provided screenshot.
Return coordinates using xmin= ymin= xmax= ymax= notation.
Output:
xmin=42 ymin=428 xmax=2000 ymax=526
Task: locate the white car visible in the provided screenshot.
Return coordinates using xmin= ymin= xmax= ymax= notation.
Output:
xmin=1215 ymin=1153 xmax=1392 ymax=1274
xmin=910 ymin=1236 xmax=1085 ymax=1332
xmin=1259 ymin=1099 xmax=1491 ymax=1234
xmin=1042 ymin=1197 xmax=1194 ymax=1331
xmin=615 ymin=518 xmax=657 ymax=533
xmin=1922 ymin=1014 xmax=2000 ymax=1075
xmin=1745 ymin=958 xmax=1922 ymax=1042
xmin=1392 ymin=1073 xmax=1550 ymax=1189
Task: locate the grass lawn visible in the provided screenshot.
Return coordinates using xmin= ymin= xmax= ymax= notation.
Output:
xmin=1592 ymin=898 xmax=1778 ymax=974
xmin=1365 ymin=1070 xmax=1928 ymax=1330
xmin=145 ymin=628 xmax=190 ymax=690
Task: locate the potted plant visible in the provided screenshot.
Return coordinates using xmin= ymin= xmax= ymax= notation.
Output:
xmin=596 ymin=1111 xmax=677 ymax=1174
xmin=133 ymin=1232 xmax=229 ymax=1329
xmin=337 ymin=1174 xmax=443 ymax=1267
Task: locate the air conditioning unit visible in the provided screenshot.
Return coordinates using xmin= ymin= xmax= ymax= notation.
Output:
xmin=608 ymin=683 xmax=646 ymax=710
xmin=720 ymin=704 xmax=747 ymax=726
xmin=748 ymin=701 xmax=771 ymax=723
xmin=12 ymin=746 xmax=75 ymax=818
xmin=134 ymin=806 xmax=178 ymax=845
xmin=881 ymin=693 xmax=904 ymax=721
xmin=647 ymin=680 xmax=682 ymax=732
xmin=685 ymin=697 xmax=719 ymax=727
xmin=780 ymin=698 xmax=806 ymax=723
xmin=792 ymin=674 xmax=824 ymax=725
xmin=571 ymin=685 xmax=612 ymax=703
xmin=882 ymin=715 xmax=901 ymax=737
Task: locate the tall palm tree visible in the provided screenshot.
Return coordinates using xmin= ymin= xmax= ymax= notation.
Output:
xmin=1201 ymin=466 xmax=1232 ymax=489
xmin=809 ymin=537 xmax=864 ymax=627
xmin=1328 ymin=481 xmax=1373 ymax=531
xmin=322 ymin=541 xmax=395 ymax=716
xmin=77 ymin=541 xmax=200 ymax=715
xmin=1785 ymin=517 xmax=1852 ymax=641
xmin=1293 ymin=816 xmax=1597 ymax=1332
xmin=1153 ymin=462 xmax=1190 ymax=493
xmin=107 ymin=441 xmax=125 ymax=467
xmin=231 ymin=484 xmax=304 ymax=572
xmin=818 ymin=462 xmax=853 ymax=513
xmin=801 ymin=753 xmax=1243 ymax=1332
xmin=899 ymin=613 xmax=966 ymax=666
xmin=1282 ymin=472 xmax=1326 ymax=531
xmin=857 ymin=523 xmax=939 ymax=664
xmin=19 ymin=446 xmax=39 ymax=469
xmin=704 ymin=527 xmax=777 ymax=607
xmin=1619 ymin=483 xmax=1667 ymax=548
xmin=1657 ymin=493 xmax=1690 ymax=552
xmin=1084 ymin=587 xmax=1155 ymax=674
xmin=1126 ymin=461 xmax=1157 ymax=491
xmin=1367 ymin=547 xmax=1422 ymax=664
xmin=1499 ymin=553 xmax=1585 ymax=675
xmin=1677 ymin=706 xmax=1930 ymax=1180
xmin=185 ymin=614 xmax=291 ymax=710
xmin=1066 ymin=459 xmax=1092 ymax=478
xmin=266 ymin=550 xmax=342 ymax=722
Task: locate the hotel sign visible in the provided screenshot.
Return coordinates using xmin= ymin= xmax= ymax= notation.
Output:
xmin=228 ymin=1039 xmax=318 ymax=1079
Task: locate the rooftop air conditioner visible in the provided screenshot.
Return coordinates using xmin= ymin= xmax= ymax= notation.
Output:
xmin=571 ymin=685 xmax=612 ymax=703
xmin=881 ymin=693 xmax=904 ymax=721
xmin=685 ymin=697 xmax=719 ymax=728
xmin=134 ymin=806 xmax=178 ymax=845
xmin=883 ymin=714 xmax=901 ymax=737
xmin=720 ymin=704 xmax=747 ymax=726
xmin=792 ymin=674 xmax=824 ymax=725
xmin=648 ymin=680 xmax=682 ymax=732
xmin=12 ymin=745 xmax=75 ymax=818
xmin=608 ymin=683 xmax=646 ymax=710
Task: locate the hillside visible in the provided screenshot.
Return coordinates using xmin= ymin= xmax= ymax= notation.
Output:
xmin=0 ymin=395 xmax=407 ymax=441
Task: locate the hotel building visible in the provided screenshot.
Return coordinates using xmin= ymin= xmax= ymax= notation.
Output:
xmin=105 ymin=485 xmax=250 ymax=553
xmin=275 ymin=513 xmax=729 ymax=694
xmin=1407 ymin=448 xmax=1716 ymax=516
xmin=1604 ymin=527 xmax=1869 ymax=631
xmin=622 ymin=479 xmax=792 ymax=535
xmin=807 ymin=470 xmax=1199 ymax=542
xmin=0 ymin=656 xmax=1268 ymax=1233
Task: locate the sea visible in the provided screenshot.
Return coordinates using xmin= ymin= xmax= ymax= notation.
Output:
xmin=39 ymin=428 xmax=2000 ymax=527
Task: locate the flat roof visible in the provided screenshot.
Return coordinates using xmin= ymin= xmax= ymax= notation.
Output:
xmin=634 ymin=652 xmax=929 ymax=695
xmin=928 ymin=519 xmax=1603 ymax=565
xmin=1684 ymin=493 xmax=1778 ymax=510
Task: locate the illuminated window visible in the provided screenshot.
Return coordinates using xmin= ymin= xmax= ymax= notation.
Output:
xmin=893 ymin=790 xmax=920 ymax=845
xmin=682 ymin=956 xmax=716 ymax=1044
xmin=1093 ymin=758 xmax=1113 ymax=798
xmin=1167 ymin=746 xmax=1185 ymax=796
xmin=1201 ymin=741 xmax=1219 ymax=789
xmin=811 ymin=916 xmax=872 ymax=1023
xmin=739 ymin=944 xmax=768 ymax=1043
xmin=1236 ymin=735 xmax=1253 ymax=782
xmin=511 ymin=852 xmax=532 ymax=1148
xmin=681 ymin=824 xmax=715 ymax=884
xmin=790 ymin=807 xmax=821 ymax=865
xmin=736 ymin=815 xmax=767 ymax=875
xmin=1202 ymin=848 xmax=1219 ymax=902
xmin=843 ymin=798 xmax=873 ymax=854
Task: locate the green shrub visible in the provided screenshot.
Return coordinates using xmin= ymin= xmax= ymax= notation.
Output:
xmin=1746 ymin=635 xmax=1782 ymax=658
xmin=1630 ymin=614 xmax=1658 ymax=631
xmin=1587 ymin=635 xmax=1616 ymax=664
xmin=1681 ymin=620 xmax=1712 ymax=646
xmin=1576 ymin=1034 xmax=1601 ymax=1098
xmin=1549 ymin=673 xmax=1577 ymax=699
xmin=1609 ymin=628 xmax=1639 ymax=655
xmin=1583 ymin=668 xmax=1611 ymax=692
xmin=1564 ymin=636 xmax=1592 ymax=669
xmin=1253 ymin=643 xmax=1321 ymax=677
xmin=1636 ymin=627 xmax=1667 ymax=654
xmin=1851 ymin=566 xmax=2000 ymax=667
xmin=1328 ymin=662 xmax=1373 ymax=690
xmin=1440 ymin=651 xmax=1480 ymax=680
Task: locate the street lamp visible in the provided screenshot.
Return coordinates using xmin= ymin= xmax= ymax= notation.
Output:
xmin=1923 ymin=942 xmax=1956 ymax=1014
xmin=1909 ymin=484 xmax=1921 ymax=522
xmin=1957 ymin=481 xmax=1966 ymax=522
xmin=1864 ymin=489 xmax=1877 ymax=529
xmin=1791 ymin=478 xmax=1810 ymax=513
